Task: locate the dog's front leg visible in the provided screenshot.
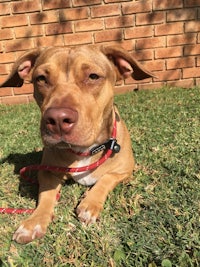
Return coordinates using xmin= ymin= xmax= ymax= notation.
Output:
xmin=76 ymin=173 xmax=129 ymax=224
xmin=13 ymin=171 xmax=62 ymax=244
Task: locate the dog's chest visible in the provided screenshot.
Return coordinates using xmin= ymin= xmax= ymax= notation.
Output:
xmin=71 ymin=157 xmax=97 ymax=186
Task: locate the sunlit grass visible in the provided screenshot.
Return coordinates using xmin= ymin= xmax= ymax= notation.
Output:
xmin=0 ymin=87 xmax=200 ymax=266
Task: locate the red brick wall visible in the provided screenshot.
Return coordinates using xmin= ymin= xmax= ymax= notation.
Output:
xmin=0 ymin=0 xmax=199 ymax=104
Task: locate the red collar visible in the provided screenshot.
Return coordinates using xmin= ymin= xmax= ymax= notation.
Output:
xmin=20 ymin=116 xmax=120 ymax=181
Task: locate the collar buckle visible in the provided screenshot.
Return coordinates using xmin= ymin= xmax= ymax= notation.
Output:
xmin=90 ymin=138 xmax=120 ymax=155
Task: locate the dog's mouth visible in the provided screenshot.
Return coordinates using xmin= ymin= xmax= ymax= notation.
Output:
xmin=41 ymin=121 xmax=95 ymax=150
xmin=41 ymin=107 xmax=82 ymax=147
xmin=41 ymin=127 xmax=84 ymax=148
xmin=42 ymin=138 xmax=73 ymax=149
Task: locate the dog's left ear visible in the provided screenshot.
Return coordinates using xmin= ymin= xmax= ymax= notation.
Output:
xmin=101 ymin=45 xmax=155 ymax=81
xmin=0 ymin=48 xmax=43 ymax=88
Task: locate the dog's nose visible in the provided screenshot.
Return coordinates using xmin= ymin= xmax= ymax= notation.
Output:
xmin=43 ymin=108 xmax=78 ymax=135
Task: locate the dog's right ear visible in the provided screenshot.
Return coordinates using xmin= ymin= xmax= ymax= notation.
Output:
xmin=0 ymin=48 xmax=43 ymax=88
xmin=101 ymin=45 xmax=155 ymax=81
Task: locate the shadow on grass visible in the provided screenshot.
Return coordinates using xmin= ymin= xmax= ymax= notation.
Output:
xmin=1 ymin=150 xmax=76 ymax=203
xmin=1 ymin=151 xmax=42 ymax=202
xmin=3 ymin=151 xmax=43 ymax=174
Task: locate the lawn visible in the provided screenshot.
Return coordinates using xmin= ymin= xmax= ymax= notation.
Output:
xmin=0 ymin=87 xmax=200 ymax=267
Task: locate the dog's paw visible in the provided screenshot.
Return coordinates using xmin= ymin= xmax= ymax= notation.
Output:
xmin=12 ymin=212 xmax=54 ymax=244
xmin=76 ymin=199 xmax=103 ymax=224
xmin=13 ymin=222 xmax=46 ymax=244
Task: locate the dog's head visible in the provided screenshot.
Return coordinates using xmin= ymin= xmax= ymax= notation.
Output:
xmin=0 ymin=45 xmax=154 ymax=148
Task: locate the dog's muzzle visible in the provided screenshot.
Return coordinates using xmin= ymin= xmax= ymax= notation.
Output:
xmin=43 ymin=107 xmax=78 ymax=138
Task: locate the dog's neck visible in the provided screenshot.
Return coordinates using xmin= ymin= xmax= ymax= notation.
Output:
xmin=69 ymin=120 xmax=120 ymax=157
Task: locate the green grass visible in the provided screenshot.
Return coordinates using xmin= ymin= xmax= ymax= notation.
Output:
xmin=0 ymin=87 xmax=200 ymax=267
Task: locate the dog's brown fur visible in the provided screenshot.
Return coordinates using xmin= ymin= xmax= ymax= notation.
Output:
xmin=0 ymin=45 xmax=154 ymax=244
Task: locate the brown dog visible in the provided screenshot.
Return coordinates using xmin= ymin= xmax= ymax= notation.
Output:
xmin=0 ymin=45 xmax=154 ymax=244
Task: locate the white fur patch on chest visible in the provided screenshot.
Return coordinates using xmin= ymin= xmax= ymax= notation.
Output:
xmin=71 ymin=157 xmax=97 ymax=186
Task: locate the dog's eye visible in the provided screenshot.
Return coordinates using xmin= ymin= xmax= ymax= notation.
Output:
xmin=89 ymin=73 xmax=100 ymax=80
xmin=36 ymin=75 xmax=47 ymax=84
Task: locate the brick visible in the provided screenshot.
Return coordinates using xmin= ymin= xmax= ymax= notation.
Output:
xmin=28 ymin=94 xmax=35 ymax=103
xmin=45 ymin=22 xmax=73 ymax=35
xmin=5 ymin=39 xmax=34 ymax=53
xmin=94 ymin=29 xmax=123 ymax=43
xmin=155 ymin=47 xmax=183 ymax=59
xmin=105 ymin=15 xmax=134 ymax=29
xmin=1 ymin=14 xmax=28 ymax=28
xmin=184 ymin=0 xmax=200 ymax=7
xmin=12 ymin=0 xmax=41 ymax=14
xmin=102 ymin=40 xmax=135 ymax=51
xmin=124 ymin=26 xmax=153 ymax=39
xmin=167 ymin=79 xmax=194 ymax=88
xmin=0 ymin=29 xmax=14 ymax=40
xmin=155 ymin=22 xmax=183 ymax=36
xmin=0 ymin=64 xmax=8 ymax=75
xmin=167 ymin=33 xmax=197 ymax=46
xmin=0 ymin=87 xmax=13 ymax=97
xmin=122 ymin=1 xmax=152 ymax=14
xmin=35 ymin=35 xmax=64 ymax=47
xmin=126 ymin=70 xmax=154 ymax=83
xmin=0 ymin=52 xmax=15 ymax=64
xmin=15 ymin=25 xmax=44 ymax=38
xmin=136 ymin=37 xmax=165 ymax=50
xmin=153 ymin=0 xmax=183 ymax=10
xmin=132 ymin=50 xmax=153 ymax=61
xmin=124 ymin=77 xmax=137 ymax=85
xmin=125 ymin=75 xmax=153 ymax=85
xmin=138 ymin=82 xmax=165 ymax=90
xmin=59 ymin=7 xmax=89 ymax=21
xmin=143 ymin=60 xmax=165 ymax=71
xmin=184 ymin=44 xmax=200 ymax=56
xmin=114 ymin=85 xmax=134 ymax=95
xmin=0 ymin=3 xmax=10 ymax=15
xmin=196 ymin=78 xmax=200 ymax=86
xmin=64 ymin=32 xmax=92 ymax=46
xmin=167 ymin=57 xmax=195 ymax=70
xmin=185 ymin=21 xmax=200 ymax=33
xmin=197 ymin=56 xmax=200 ymax=67
xmin=91 ymin=4 xmax=120 ymax=18
xmin=154 ymin=69 xmax=181 ymax=81
xmin=183 ymin=67 xmax=200 ymax=78
xmin=136 ymin=12 xmax=164 ymax=26
xmin=117 ymin=40 xmax=135 ymax=51
xmin=30 ymin=11 xmax=59 ymax=25
xmin=167 ymin=9 xmax=196 ymax=22
xmin=73 ymin=0 xmax=101 ymax=6
xmin=43 ymin=0 xmax=71 ymax=10
xmin=1 ymin=95 xmax=29 ymax=105
xmin=13 ymin=84 xmax=33 ymax=95
xmin=75 ymin=19 xmax=104 ymax=32
xmin=105 ymin=0 xmax=131 ymax=2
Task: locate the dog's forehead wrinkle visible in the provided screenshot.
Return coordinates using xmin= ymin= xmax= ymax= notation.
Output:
xmin=37 ymin=48 xmax=70 ymax=71
xmin=70 ymin=46 xmax=109 ymax=69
